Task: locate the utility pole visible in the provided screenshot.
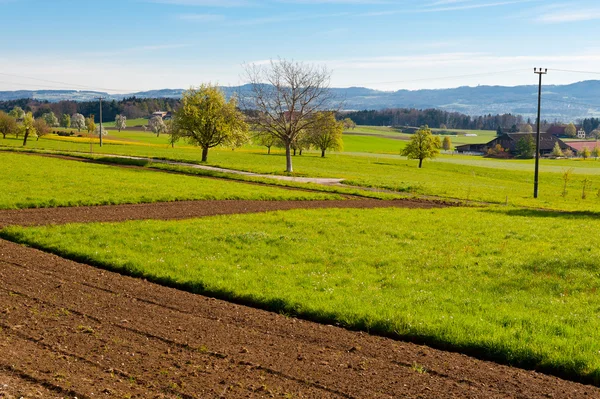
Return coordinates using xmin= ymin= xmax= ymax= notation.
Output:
xmin=533 ymin=68 xmax=547 ymax=199
xmin=98 ymin=97 xmax=104 ymax=147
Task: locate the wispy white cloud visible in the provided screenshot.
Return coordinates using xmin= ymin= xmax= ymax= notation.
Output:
xmin=82 ymin=44 xmax=192 ymax=57
xmin=422 ymin=0 xmax=540 ymax=12
xmin=177 ymin=13 xmax=225 ymax=21
xmin=535 ymin=6 xmax=600 ymax=23
xmin=277 ymin=0 xmax=392 ymax=4
xmin=146 ymin=0 xmax=254 ymax=6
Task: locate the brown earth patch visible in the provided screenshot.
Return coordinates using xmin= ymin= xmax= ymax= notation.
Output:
xmin=0 ymin=239 xmax=598 ymax=398
xmin=0 ymin=199 xmax=447 ymax=228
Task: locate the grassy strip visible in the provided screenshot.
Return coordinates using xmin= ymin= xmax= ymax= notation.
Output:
xmin=4 ymin=207 xmax=600 ymax=384
xmin=0 ymin=152 xmax=339 ymax=209
xmin=6 ymin=135 xmax=600 ymax=212
xmin=0 ymin=147 xmax=415 ymax=201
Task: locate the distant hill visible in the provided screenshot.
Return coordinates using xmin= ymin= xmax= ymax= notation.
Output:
xmin=2 ymin=81 xmax=600 ymax=121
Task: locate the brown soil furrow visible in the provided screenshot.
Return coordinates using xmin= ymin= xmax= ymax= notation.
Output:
xmin=0 ymin=365 xmax=72 ymax=399
xmin=1 ymin=239 xmax=598 ymax=398
xmin=2 ymin=257 xmax=502 ymax=398
xmin=0 ymin=289 xmax=357 ymax=399
xmin=0 ymin=199 xmax=447 ymax=228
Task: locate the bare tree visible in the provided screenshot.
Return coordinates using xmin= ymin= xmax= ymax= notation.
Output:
xmin=244 ymin=59 xmax=337 ymax=173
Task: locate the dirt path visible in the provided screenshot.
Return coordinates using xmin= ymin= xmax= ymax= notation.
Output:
xmin=0 ymin=199 xmax=448 ymax=228
xmin=0 ymin=239 xmax=597 ymax=399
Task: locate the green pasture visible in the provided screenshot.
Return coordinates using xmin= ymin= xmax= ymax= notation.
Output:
xmin=0 ymin=152 xmax=337 ymax=209
xmin=342 ymin=134 xmax=406 ymax=153
xmin=6 ymin=207 xmax=600 ymax=382
xmin=5 ymin=132 xmax=600 ymax=212
xmin=103 ymin=117 xmax=148 ymax=128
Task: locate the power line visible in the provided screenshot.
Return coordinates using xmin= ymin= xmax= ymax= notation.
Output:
xmin=359 ymin=68 xmax=531 ymax=86
xmin=551 ymin=68 xmax=600 ymax=76
xmin=0 ymin=72 xmax=141 ymax=93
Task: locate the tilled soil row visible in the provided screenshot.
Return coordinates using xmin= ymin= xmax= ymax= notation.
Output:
xmin=0 ymin=239 xmax=597 ymax=398
xmin=0 ymin=199 xmax=447 ymax=228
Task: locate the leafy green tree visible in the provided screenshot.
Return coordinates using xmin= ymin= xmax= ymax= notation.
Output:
xmin=21 ymin=112 xmax=36 ymax=146
xmin=85 ymin=117 xmax=96 ymax=135
xmin=115 ymin=114 xmax=127 ymax=132
xmin=509 ymin=124 xmax=519 ymax=133
xmin=496 ymin=126 xmax=503 ymax=136
xmin=171 ymin=84 xmax=248 ymax=162
xmin=565 ymin=123 xmax=577 ymax=138
xmin=42 ymin=112 xmax=59 ymax=127
xmin=515 ymin=135 xmax=535 ymax=158
xmin=307 ymin=112 xmax=343 ymax=157
xmin=0 ymin=111 xmax=17 ymax=139
xmin=442 ymin=136 xmax=453 ymax=151
xmin=581 ymin=146 xmax=591 ymax=160
xmin=592 ymin=146 xmax=600 ymax=159
xmin=9 ymin=106 xmax=25 ymax=120
xmin=253 ymin=128 xmax=278 ymax=154
xmin=71 ymin=113 xmax=85 ymax=132
xmin=401 ymin=125 xmax=441 ymax=168
xmin=551 ymin=141 xmax=564 ymax=157
xmin=564 ymin=148 xmax=574 ymax=158
xmin=34 ymin=118 xmax=50 ymax=141
xmin=60 ymin=114 xmax=71 ymax=129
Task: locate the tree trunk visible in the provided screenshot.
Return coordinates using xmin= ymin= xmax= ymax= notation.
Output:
xmin=201 ymin=146 xmax=209 ymax=162
xmin=299 ymin=149 xmax=303 ymax=156
xmin=267 ymin=146 xmax=271 ymax=155
xmin=418 ymin=158 xmax=423 ymax=168
xmin=22 ymin=128 xmax=29 ymax=146
xmin=321 ymin=149 xmax=325 ymax=157
xmin=285 ymin=143 xmax=293 ymax=173
xmin=293 ymin=148 xmax=297 ymax=156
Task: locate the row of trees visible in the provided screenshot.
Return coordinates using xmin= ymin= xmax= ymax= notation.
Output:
xmin=0 ymin=97 xmax=180 ymax=123
xmin=342 ymin=108 xmax=527 ymax=131
xmin=169 ymin=82 xmax=343 ymax=165
xmin=0 ymin=110 xmax=51 ymax=144
xmin=168 ymin=60 xmax=343 ymax=171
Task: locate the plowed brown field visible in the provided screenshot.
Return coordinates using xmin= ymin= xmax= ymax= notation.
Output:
xmin=1 ymin=199 xmax=598 ymax=398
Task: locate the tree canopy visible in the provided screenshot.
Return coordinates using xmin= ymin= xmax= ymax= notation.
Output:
xmin=0 ymin=111 xmax=17 ymax=139
xmin=115 ymin=114 xmax=127 ymax=132
xmin=244 ymin=59 xmax=335 ymax=172
xmin=306 ymin=112 xmax=343 ymax=157
xmin=71 ymin=113 xmax=85 ymax=131
xmin=565 ymin=123 xmax=577 ymax=138
xmin=401 ymin=125 xmax=441 ymax=168
xmin=171 ymin=84 xmax=248 ymax=162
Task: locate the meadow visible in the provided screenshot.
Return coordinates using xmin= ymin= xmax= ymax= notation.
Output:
xmin=0 ymin=152 xmax=338 ymax=209
xmin=4 ymin=206 xmax=600 ymax=382
xmin=5 ymin=132 xmax=600 ymax=212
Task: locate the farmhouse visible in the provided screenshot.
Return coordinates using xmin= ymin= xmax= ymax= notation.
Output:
xmin=152 ymin=111 xmax=172 ymax=120
xmin=456 ymin=132 xmax=577 ymax=156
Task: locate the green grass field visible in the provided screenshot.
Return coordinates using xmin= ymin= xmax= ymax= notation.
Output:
xmin=4 ymin=206 xmax=600 ymax=382
xmin=103 ymin=117 xmax=148 ymax=128
xmin=5 ymin=131 xmax=600 ymax=212
xmin=0 ymin=152 xmax=338 ymax=209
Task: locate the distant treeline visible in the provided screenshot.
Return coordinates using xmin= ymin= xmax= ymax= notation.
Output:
xmin=340 ymin=109 xmax=532 ymax=130
xmin=0 ymin=97 xmax=181 ymax=123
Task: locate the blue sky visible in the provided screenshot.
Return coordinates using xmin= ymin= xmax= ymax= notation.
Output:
xmin=1 ymin=0 xmax=600 ymax=92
